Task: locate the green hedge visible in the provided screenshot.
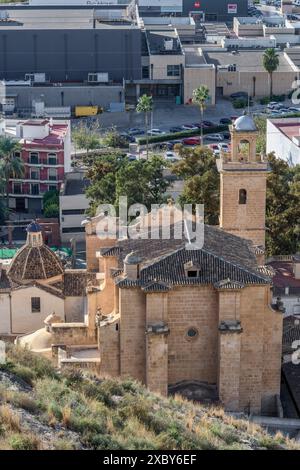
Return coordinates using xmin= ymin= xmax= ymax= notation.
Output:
xmin=136 ymin=125 xmax=228 ymax=145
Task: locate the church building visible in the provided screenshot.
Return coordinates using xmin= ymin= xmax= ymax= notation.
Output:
xmin=20 ymin=115 xmax=284 ymax=415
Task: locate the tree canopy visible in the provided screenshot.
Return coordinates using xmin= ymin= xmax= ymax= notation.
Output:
xmin=171 ymin=145 xmax=219 ymax=225
xmin=85 ymin=154 xmax=168 ymax=215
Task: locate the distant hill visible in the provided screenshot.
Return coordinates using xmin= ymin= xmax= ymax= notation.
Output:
xmin=0 ymin=344 xmax=298 ymax=450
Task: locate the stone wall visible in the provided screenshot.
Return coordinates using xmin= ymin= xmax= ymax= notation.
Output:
xmin=99 ymin=314 xmax=120 ymax=378
xmin=51 ymin=323 xmax=96 ymax=346
xmin=167 ymin=285 xmax=219 ymax=385
xmin=120 ymin=288 xmax=146 ymax=383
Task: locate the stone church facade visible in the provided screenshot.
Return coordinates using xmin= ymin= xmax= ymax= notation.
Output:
xmin=24 ymin=115 xmax=283 ymax=415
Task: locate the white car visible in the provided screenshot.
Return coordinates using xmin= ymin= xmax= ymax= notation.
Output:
xmin=181 ymin=124 xmax=198 ymax=131
xmin=218 ymin=143 xmax=229 ymax=152
xmin=164 ymin=151 xmax=180 ymax=161
xmin=205 ymin=133 xmax=224 ymax=142
xmin=147 ymin=128 xmax=165 ymax=136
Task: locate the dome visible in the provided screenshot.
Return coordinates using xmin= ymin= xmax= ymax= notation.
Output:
xmin=8 ymin=244 xmax=63 ymax=282
xmin=233 ymin=114 xmax=256 ymax=132
xmin=26 ymin=221 xmax=42 ymax=233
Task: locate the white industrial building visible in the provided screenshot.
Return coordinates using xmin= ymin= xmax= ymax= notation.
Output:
xmin=267 ymin=118 xmax=300 ymax=166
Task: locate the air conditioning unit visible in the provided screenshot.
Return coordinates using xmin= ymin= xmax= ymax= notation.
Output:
xmin=88 ymin=73 xmax=109 ymax=83
xmin=25 ymin=73 xmax=46 ymax=83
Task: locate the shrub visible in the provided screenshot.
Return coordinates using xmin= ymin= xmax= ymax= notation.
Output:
xmin=232 ymin=99 xmax=247 ymax=109
xmin=9 ymin=433 xmax=41 ymax=450
xmin=44 ymin=202 xmax=59 ymax=218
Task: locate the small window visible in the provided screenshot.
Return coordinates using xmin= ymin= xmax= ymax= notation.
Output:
xmin=239 ymin=189 xmax=247 ymax=205
xmin=13 ymin=183 xmax=22 ymax=194
xmin=186 ymin=327 xmax=198 ymax=340
xmin=30 ymin=168 xmax=39 ymax=180
xmin=48 ymin=168 xmax=57 ymax=181
xmin=29 ymin=152 xmax=39 ymax=165
xmin=187 ymin=270 xmax=198 ymax=278
xmin=31 ymin=297 xmax=41 ymax=313
xmin=31 ymin=183 xmax=39 ymax=195
xmin=48 ymin=153 xmax=57 ymax=165
xmin=167 ymin=65 xmax=181 ymax=77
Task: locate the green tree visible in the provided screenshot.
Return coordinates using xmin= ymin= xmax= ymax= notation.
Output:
xmin=171 ymin=146 xmax=219 ymax=224
xmin=0 ymin=136 xmax=24 ymax=209
xmin=72 ymin=121 xmax=101 ymax=157
xmin=102 ymin=127 xmax=127 ymax=148
xmin=262 ymin=48 xmax=279 ymax=99
xmin=136 ymin=94 xmax=153 ymax=159
xmin=192 ymin=85 xmax=210 ymax=145
xmin=85 ymin=154 xmax=168 ymax=215
xmin=115 ymin=156 xmax=168 ymax=208
xmin=43 ymin=189 xmax=59 ymax=218
xmin=266 ymin=154 xmax=300 ymax=255
xmin=254 ymin=116 xmax=267 ymax=155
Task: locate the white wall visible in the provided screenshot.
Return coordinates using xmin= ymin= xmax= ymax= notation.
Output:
xmin=267 ymin=119 xmax=300 ymax=165
xmin=11 ymin=286 xmax=65 ymax=335
xmin=0 ymin=293 xmax=11 ymax=335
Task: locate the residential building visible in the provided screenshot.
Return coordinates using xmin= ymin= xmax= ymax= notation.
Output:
xmin=267 ymin=118 xmax=300 ymax=166
xmin=267 ymin=255 xmax=300 ymax=317
xmin=59 ymin=171 xmax=90 ymax=243
xmin=0 ymin=119 xmax=71 ymax=214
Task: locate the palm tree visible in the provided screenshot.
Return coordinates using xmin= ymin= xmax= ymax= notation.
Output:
xmin=192 ymin=85 xmax=210 ymax=145
xmin=262 ymin=48 xmax=279 ymax=99
xmin=0 ymin=136 xmax=24 ymax=209
xmin=136 ymin=94 xmax=153 ymax=159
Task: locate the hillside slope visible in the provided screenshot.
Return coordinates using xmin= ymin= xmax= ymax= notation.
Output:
xmin=0 ymin=345 xmax=298 ymax=450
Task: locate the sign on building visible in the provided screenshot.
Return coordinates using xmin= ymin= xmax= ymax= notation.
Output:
xmin=228 ymin=3 xmax=237 ymax=14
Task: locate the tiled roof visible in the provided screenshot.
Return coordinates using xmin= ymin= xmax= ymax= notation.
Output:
xmin=114 ymin=224 xmax=270 ymax=289
xmin=142 ymin=281 xmax=171 ymax=293
xmin=100 ymin=247 xmax=121 ymax=257
xmin=283 ymin=315 xmax=300 ymax=354
xmin=267 ymin=260 xmax=300 ymax=288
xmin=63 ymin=270 xmax=97 ymax=297
xmin=214 ymin=279 xmax=245 ymax=290
xmin=34 ymin=282 xmax=65 ymax=300
xmin=0 ymin=268 xmax=14 ymax=291
xmin=8 ymin=244 xmax=63 ymax=282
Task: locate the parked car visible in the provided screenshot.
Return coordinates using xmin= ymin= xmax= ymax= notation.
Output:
xmin=126 ymin=153 xmax=138 ymax=161
xmin=147 ymin=128 xmax=165 ymax=136
xmin=222 ymin=131 xmax=231 ymax=140
xmin=183 ymin=137 xmax=200 ymax=146
xmin=169 ymin=126 xmax=182 ymax=133
xmin=120 ymin=133 xmax=135 ymax=143
xmin=205 ymin=133 xmax=223 ymax=142
xmin=181 ymin=124 xmax=198 ymax=130
xmin=128 ymin=128 xmax=144 ymax=136
xmin=202 ymin=120 xmax=215 ymax=127
xmin=219 ymin=117 xmax=232 ymax=125
xmin=164 ymin=151 xmax=180 ymax=162
xmin=208 ymin=144 xmax=219 ymax=151
xmin=230 ymin=92 xmax=248 ymax=100
xmin=218 ymin=143 xmax=229 ymax=152
xmin=288 ymin=107 xmax=300 ymax=112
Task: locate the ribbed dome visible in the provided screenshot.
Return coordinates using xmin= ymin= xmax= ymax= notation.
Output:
xmin=8 ymin=244 xmax=63 ymax=282
xmin=234 ymin=114 xmax=256 ymax=132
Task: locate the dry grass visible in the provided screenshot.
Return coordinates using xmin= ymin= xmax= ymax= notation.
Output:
xmin=0 ymin=405 xmax=21 ymax=433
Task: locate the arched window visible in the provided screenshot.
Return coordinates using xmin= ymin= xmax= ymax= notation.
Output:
xmin=239 ymin=189 xmax=247 ymax=205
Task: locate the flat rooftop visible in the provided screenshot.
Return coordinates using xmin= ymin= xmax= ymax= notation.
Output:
xmin=145 ymin=29 xmax=182 ymax=55
xmin=204 ymin=49 xmax=293 ymax=72
xmin=0 ymin=8 xmax=136 ymax=30
xmin=269 ymin=118 xmax=300 ymax=143
xmin=183 ymin=46 xmax=208 ymax=67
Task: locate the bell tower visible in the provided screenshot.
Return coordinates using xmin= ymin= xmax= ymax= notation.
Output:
xmin=218 ymin=114 xmax=268 ymax=248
